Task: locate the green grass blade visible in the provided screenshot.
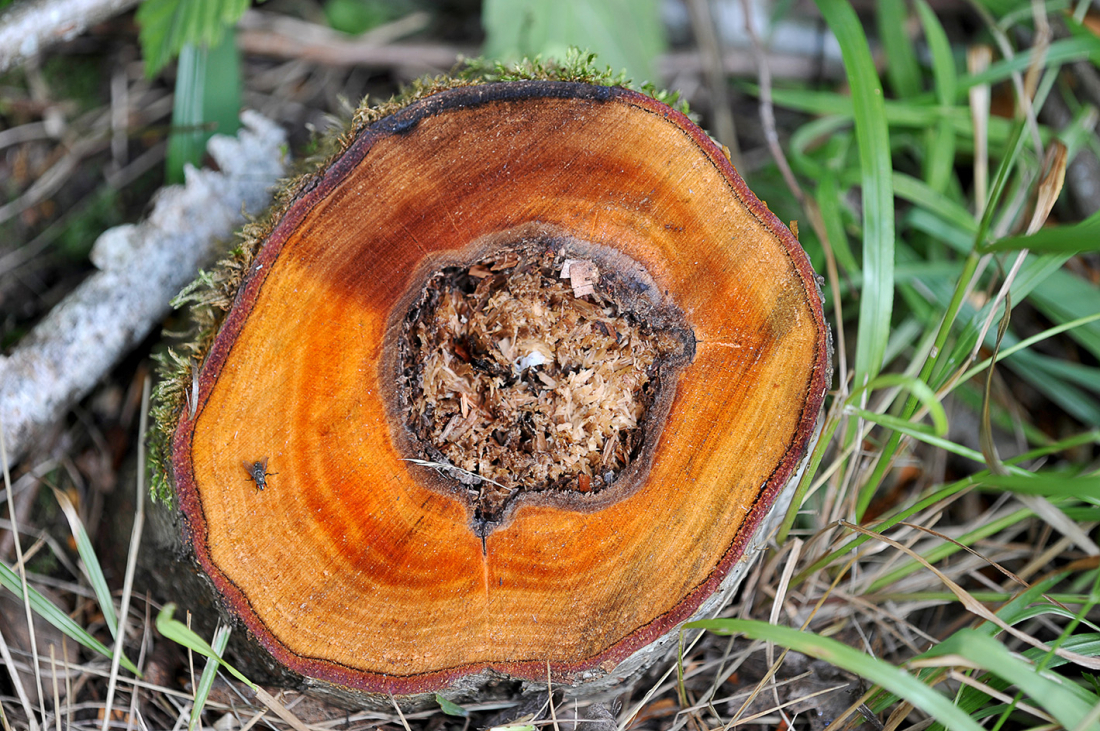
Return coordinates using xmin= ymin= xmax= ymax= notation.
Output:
xmin=795 ymin=430 xmax=1100 ymax=583
xmin=848 ymin=373 xmax=950 ymax=435
xmin=929 ymin=631 xmax=1100 ymax=731
xmin=1015 ymin=352 xmax=1100 ymax=392
xmin=1030 ymin=269 xmax=1100 ymax=361
xmin=815 ymin=171 xmax=859 ymax=274
xmin=914 ymin=0 xmax=957 ymax=194
xmin=816 ymin=0 xmax=895 ymax=395
xmin=848 ymin=407 xmax=1031 ymax=472
xmin=989 ymin=572 xmax=1068 ymax=631
xmin=977 ymin=473 xmax=1100 ymax=497
xmin=189 ymin=625 xmax=230 ymax=731
xmin=865 ymin=507 xmax=1031 ymax=591
xmin=876 ymin=0 xmax=921 ymax=98
xmin=765 ymin=86 xmax=1044 ymax=147
xmin=789 ymin=115 xmax=849 ymax=179
xmin=53 ymin=489 xmax=119 ymax=639
xmin=1005 ymin=351 xmax=1100 ymax=425
xmin=155 ymin=604 xmax=255 ymax=689
xmin=958 ymin=312 xmax=1100 ymax=384
xmin=917 ymin=630 xmax=1099 ymax=730
xmin=961 ymin=35 xmax=1100 ymax=95
xmin=166 ymin=31 xmax=241 ymax=185
xmin=686 ymin=619 xmax=985 ymax=731
xmin=893 ymin=172 xmax=978 ymax=236
xmin=166 ymin=43 xmax=205 ymax=185
xmin=0 ymin=562 xmax=140 ymax=675
xmin=985 ymin=207 xmax=1100 ymax=252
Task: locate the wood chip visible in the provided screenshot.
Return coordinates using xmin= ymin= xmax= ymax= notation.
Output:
xmin=560 ymin=258 xmax=600 ymax=297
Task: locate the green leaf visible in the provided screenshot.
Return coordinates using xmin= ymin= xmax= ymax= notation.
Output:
xmin=0 ymin=562 xmax=141 ymax=675
xmin=435 ymin=694 xmax=469 ymax=717
xmin=815 ymin=0 xmax=895 ymax=394
xmin=137 ymin=0 xmax=251 ymax=78
xmin=324 ymin=0 xmax=396 ymax=35
xmin=686 ymin=620 xmax=985 ymax=731
xmin=482 ymin=0 xmax=666 ymax=84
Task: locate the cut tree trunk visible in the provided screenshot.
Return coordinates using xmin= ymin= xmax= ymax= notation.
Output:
xmin=160 ymin=78 xmax=831 ymax=707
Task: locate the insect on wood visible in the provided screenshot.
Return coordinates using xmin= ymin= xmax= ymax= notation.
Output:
xmin=243 ymin=458 xmax=276 ymax=490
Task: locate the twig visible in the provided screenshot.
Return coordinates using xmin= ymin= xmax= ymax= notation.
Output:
xmin=766 ymin=539 xmax=801 ymax=725
xmin=0 ymin=111 xmax=287 ymax=467
xmin=0 ymin=0 xmax=141 ymax=73
xmin=0 ymin=135 xmax=106 ymax=226
xmin=547 ymin=662 xmax=559 ymax=731
xmin=966 ymin=0 xmax=1044 ymax=156
xmin=100 ymin=376 xmax=150 ymax=731
xmin=49 ymin=645 xmax=59 ymax=731
xmin=0 ymin=381 xmax=44 ymax=731
xmin=235 ymin=9 xmax=846 ymax=83
xmin=0 ymin=121 xmax=52 ymax=151
xmin=0 ymin=621 xmax=37 ymax=731
xmin=389 ymin=694 xmax=412 ymax=731
xmin=237 ymin=10 xmax=466 ymax=71
xmin=968 ymin=46 xmax=992 ymax=216
xmin=686 ymin=0 xmax=741 ymax=168
xmin=659 ymin=48 xmax=843 ymax=81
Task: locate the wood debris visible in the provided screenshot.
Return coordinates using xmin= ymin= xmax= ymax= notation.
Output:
xmin=560 ymin=257 xmax=600 ymax=297
xmin=403 ymin=249 xmax=681 ymax=509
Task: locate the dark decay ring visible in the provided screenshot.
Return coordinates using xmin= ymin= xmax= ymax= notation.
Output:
xmin=395 ymin=232 xmax=694 ymax=527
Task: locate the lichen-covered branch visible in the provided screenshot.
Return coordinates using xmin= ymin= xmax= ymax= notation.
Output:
xmin=0 ymin=0 xmax=140 ymax=73
xmin=0 ymin=111 xmax=287 ymax=467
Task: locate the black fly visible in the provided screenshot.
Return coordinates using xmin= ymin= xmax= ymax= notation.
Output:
xmin=243 ymin=458 xmax=276 ymax=490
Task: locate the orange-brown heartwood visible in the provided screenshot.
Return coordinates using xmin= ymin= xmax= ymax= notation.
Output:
xmin=170 ymin=80 xmax=831 ymax=699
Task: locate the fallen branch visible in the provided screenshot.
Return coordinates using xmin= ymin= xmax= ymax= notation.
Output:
xmin=0 ymin=111 xmax=288 ymax=467
xmin=0 ymin=0 xmax=140 ymax=73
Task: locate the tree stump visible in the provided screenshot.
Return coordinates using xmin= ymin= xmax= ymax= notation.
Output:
xmin=159 ymin=78 xmax=831 ymax=707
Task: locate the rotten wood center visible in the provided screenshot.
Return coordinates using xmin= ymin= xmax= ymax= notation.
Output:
xmin=399 ymin=239 xmax=693 ymax=530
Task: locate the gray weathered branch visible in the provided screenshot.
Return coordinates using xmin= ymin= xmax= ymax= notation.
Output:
xmin=0 ymin=0 xmax=140 ymax=73
xmin=0 ymin=111 xmax=288 ymax=467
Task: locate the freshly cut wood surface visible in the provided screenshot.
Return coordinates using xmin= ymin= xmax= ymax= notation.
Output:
xmin=171 ymin=81 xmax=830 ymax=695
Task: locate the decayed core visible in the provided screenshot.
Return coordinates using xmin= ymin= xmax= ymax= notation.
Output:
xmin=400 ymin=247 xmax=684 ymax=518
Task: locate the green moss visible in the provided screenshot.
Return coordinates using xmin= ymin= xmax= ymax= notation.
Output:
xmin=41 ymin=55 xmax=103 ymax=115
xmin=149 ymin=54 xmax=690 ymax=504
